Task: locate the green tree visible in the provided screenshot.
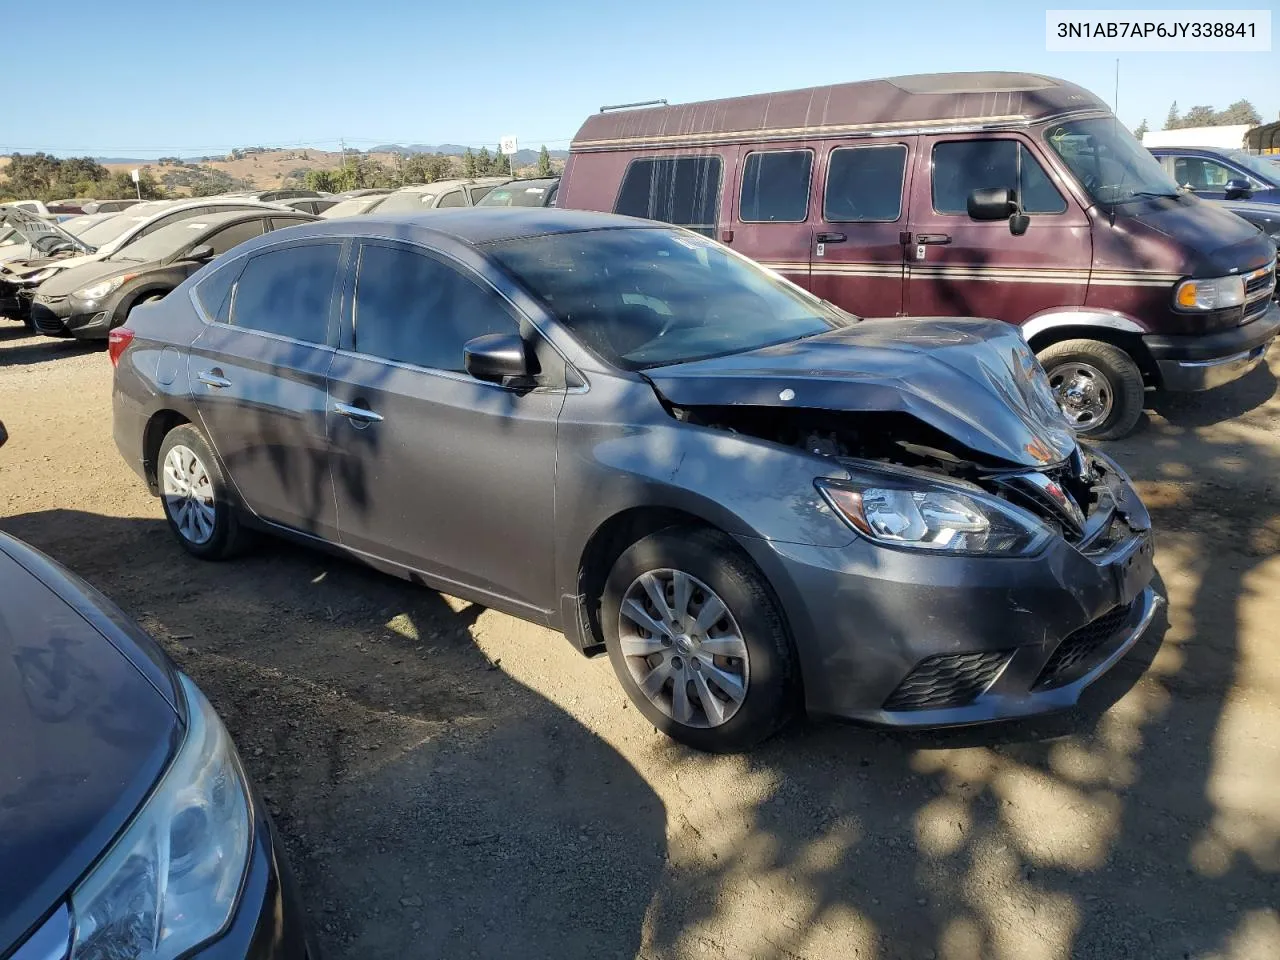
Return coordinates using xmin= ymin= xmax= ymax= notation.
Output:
xmin=1164 ymin=101 xmax=1180 ymax=130
xmin=2 ymin=152 xmax=62 ymax=197
xmin=493 ymin=151 xmax=510 ymax=175
xmin=462 ymin=147 xmax=477 ymax=178
xmin=536 ymin=145 xmax=552 ymax=178
xmin=475 ymin=147 xmax=492 ymax=176
xmin=59 ymin=157 xmax=109 ymax=184
xmin=404 ymin=152 xmax=452 ymax=184
xmin=1133 ymin=119 xmax=1149 ymax=140
xmin=1218 ymin=99 xmax=1261 ymax=125
xmin=1182 ymin=105 xmax=1217 ymax=127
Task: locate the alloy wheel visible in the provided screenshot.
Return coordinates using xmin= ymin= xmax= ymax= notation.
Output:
xmin=617 ymin=568 xmax=750 ymax=728
xmin=161 ymin=444 xmax=217 ymax=545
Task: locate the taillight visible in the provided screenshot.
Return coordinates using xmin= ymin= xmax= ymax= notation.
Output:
xmin=108 ymin=327 xmax=135 ymax=368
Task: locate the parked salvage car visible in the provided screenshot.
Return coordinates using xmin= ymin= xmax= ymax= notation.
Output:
xmin=559 ymin=72 xmax=1279 ymax=440
xmin=278 ymin=196 xmax=339 ymax=215
xmin=112 ymin=209 xmax=1160 ymax=752
xmin=319 ymin=190 xmax=395 ymax=219
xmin=0 ymin=420 xmax=313 ymax=960
xmin=475 ymin=177 xmax=560 ymax=207
xmin=31 ymin=209 xmax=316 ymax=339
xmin=1219 ymin=199 xmax=1280 ymax=247
xmin=1150 ymin=146 xmax=1280 ymax=204
xmin=372 ymin=178 xmax=511 ymax=214
xmin=82 ymin=198 xmax=145 ymax=215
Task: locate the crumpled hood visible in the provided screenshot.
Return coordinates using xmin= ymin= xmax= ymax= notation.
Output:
xmin=645 ymin=317 xmax=1078 ymax=468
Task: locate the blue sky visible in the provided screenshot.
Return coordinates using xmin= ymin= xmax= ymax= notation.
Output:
xmin=6 ymin=0 xmax=1277 ymax=158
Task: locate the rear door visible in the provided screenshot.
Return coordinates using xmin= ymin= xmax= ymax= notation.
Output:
xmin=326 ymin=240 xmax=564 ymax=615
xmin=905 ymin=135 xmax=1090 ymax=324
xmin=807 ymin=140 xmax=914 ymax=317
xmin=729 ymin=144 xmax=814 ymax=290
xmin=187 ymin=239 xmax=345 ymax=539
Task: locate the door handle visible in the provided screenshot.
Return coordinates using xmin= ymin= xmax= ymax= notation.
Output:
xmin=816 ymin=232 xmax=847 ymax=243
xmin=196 ymin=370 xmax=232 ymax=389
xmin=333 ymin=401 xmax=384 ymax=424
xmin=916 ymin=233 xmax=952 ymax=245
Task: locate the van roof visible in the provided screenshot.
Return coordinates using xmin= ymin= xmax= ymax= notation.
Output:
xmin=570 ymin=72 xmax=1110 ymax=152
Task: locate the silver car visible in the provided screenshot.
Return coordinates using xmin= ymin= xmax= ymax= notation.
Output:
xmin=111 ymin=210 xmax=1159 ymax=752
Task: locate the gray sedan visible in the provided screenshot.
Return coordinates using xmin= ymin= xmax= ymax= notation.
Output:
xmin=110 ymin=210 xmax=1159 ymax=752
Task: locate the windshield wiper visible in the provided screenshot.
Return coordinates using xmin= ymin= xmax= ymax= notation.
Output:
xmin=1130 ymin=190 xmax=1180 ymax=200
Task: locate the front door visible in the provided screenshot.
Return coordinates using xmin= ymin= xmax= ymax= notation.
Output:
xmin=807 ymin=139 xmax=914 ymax=318
xmin=187 ymin=240 xmax=345 ymax=539
xmin=326 ymin=240 xmax=564 ymax=616
xmin=906 ymin=135 xmax=1091 ymax=324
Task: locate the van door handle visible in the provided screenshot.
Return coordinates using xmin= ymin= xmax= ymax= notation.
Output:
xmin=816 ymin=232 xmax=846 ymax=243
xmin=916 ymin=233 xmax=952 ymax=245
xmin=333 ymin=401 xmax=383 ymax=424
xmin=196 ymin=370 xmax=232 ymax=389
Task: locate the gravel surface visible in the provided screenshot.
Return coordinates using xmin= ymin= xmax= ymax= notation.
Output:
xmin=2 ymin=322 xmax=1278 ymax=960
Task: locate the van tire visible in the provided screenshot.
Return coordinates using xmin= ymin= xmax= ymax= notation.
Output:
xmin=1037 ymin=339 xmax=1144 ymax=441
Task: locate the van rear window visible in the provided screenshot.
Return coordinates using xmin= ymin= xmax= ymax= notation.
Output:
xmin=614 ymin=156 xmax=722 ymax=236
xmin=740 ymin=150 xmax=813 ymax=223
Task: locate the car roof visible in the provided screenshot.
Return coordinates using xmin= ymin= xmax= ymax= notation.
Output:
xmin=286 ymin=208 xmax=654 ymax=246
xmin=572 ymin=72 xmax=1108 ymax=152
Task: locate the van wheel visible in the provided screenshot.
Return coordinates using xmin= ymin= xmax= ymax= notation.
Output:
xmin=1038 ymin=339 xmax=1144 ymax=440
xmin=601 ymin=527 xmax=796 ymax=753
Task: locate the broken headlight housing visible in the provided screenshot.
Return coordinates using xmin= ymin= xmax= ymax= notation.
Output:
xmin=817 ymin=464 xmax=1053 ymax=556
xmin=68 ymin=673 xmax=252 ymax=960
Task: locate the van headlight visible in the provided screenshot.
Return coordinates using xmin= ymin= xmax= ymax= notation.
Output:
xmin=76 ymin=274 xmax=132 ymax=301
xmin=68 ymin=674 xmax=252 ymax=960
xmin=1173 ymin=275 xmax=1245 ymax=311
xmin=817 ymin=467 xmax=1052 ymax=556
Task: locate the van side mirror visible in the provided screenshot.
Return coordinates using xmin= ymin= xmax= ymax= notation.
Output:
xmin=967 ymin=188 xmax=1029 ymax=236
xmin=1224 ymin=178 xmax=1253 ymax=200
xmin=464 ymin=333 xmax=534 ymax=385
xmin=185 ymin=244 xmax=216 ymax=263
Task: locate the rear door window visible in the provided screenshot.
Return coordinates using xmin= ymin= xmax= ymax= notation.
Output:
xmin=739 ymin=150 xmax=812 ymax=222
xmin=824 ymin=145 xmax=908 ymax=222
xmin=194 ymin=259 xmax=243 ymax=323
xmin=931 ymin=140 xmax=1066 ymax=215
xmin=229 ymin=243 xmax=341 ymax=343
xmin=352 ymin=243 xmax=516 ymax=373
xmin=614 ymin=156 xmax=722 ymax=236
xmin=437 ymin=190 xmax=466 ymax=208
xmin=204 ymin=219 xmax=267 ymax=256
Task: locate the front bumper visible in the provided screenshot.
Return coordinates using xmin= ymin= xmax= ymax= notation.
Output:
xmin=63 ymin=297 xmax=115 ymax=339
xmin=1144 ymin=299 xmax=1279 ymax=391
xmin=30 ymin=295 xmax=74 ymax=338
xmin=738 ymin=476 xmax=1159 ymax=726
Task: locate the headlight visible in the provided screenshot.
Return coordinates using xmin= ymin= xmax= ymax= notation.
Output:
xmin=69 ymin=674 xmax=252 ymax=960
xmin=1173 ymin=275 xmax=1245 ymax=311
xmin=817 ymin=465 xmax=1052 ymax=556
xmin=76 ymin=274 xmax=131 ymax=300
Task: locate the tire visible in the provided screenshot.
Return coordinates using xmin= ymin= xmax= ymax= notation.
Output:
xmin=601 ymin=527 xmax=796 ymax=752
xmin=156 ymin=424 xmax=248 ymax=560
xmin=1037 ymin=339 xmax=1145 ymax=440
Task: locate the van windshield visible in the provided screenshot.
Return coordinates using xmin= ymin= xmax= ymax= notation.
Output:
xmin=488 ymin=227 xmax=851 ymax=370
xmin=1045 ymin=118 xmax=1180 ymax=205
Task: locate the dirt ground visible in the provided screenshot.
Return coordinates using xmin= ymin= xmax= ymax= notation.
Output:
xmin=1 ymin=324 xmax=1278 ymax=960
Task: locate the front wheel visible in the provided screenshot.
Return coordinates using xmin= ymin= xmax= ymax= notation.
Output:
xmin=601 ymin=527 xmax=796 ymax=752
xmin=157 ymin=424 xmax=248 ymax=560
xmin=1038 ymin=339 xmax=1145 ymax=440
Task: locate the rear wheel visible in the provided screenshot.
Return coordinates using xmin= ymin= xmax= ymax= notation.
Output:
xmin=157 ymin=424 xmax=247 ymax=560
xmin=1038 ymin=339 xmax=1145 ymax=440
xmin=601 ymin=527 xmax=796 ymax=752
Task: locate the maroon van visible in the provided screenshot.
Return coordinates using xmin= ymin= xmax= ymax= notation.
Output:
xmin=559 ymin=72 xmax=1279 ymax=439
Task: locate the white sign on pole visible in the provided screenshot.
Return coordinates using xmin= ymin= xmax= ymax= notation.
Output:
xmin=499 ymin=135 xmax=518 ymax=156
xmin=130 ymin=168 xmax=140 ymax=183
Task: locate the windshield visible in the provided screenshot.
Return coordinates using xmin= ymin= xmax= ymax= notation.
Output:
xmin=477 ymin=183 xmax=554 ymax=207
xmin=1045 ymin=118 xmax=1180 ymax=205
xmin=108 ymin=218 xmax=210 ymax=262
xmin=487 ymin=227 xmax=851 ymax=370
xmin=1222 ymin=150 xmax=1280 ymax=184
xmin=77 ymin=214 xmax=146 ymax=248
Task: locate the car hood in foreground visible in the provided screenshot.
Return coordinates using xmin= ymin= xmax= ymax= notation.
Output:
xmin=0 ymin=534 xmax=180 ymax=953
xmin=645 ymin=317 xmax=1078 ymax=468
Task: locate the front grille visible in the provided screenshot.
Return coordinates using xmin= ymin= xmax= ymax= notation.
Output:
xmin=883 ymin=650 xmax=1011 ymax=711
xmin=30 ymin=305 xmax=65 ymax=335
xmin=1244 ymin=259 xmax=1275 ymax=300
xmin=1243 ymin=296 xmax=1271 ymax=325
xmin=36 ymin=294 xmax=68 ymax=306
xmin=1033 ymin=600 xmax=1136 ymax=690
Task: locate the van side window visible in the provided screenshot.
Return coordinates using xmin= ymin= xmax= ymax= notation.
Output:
xmin=824 ymin=146 xmax=908 ymax=222
xmin=932 ymin=141 xmax=1066 ymax=215
xmin=614 ymin=156 xmax=722 ymax=236
xmin=740 ymin=151 xmax=812 ymax=222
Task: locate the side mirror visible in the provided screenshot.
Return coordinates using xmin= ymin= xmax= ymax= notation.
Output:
xmin=1224 ymin=178 xmax=1253 ymax=200
xmin=464 ymin=333 xmax=533 ymax=384
xmin=967 ymin=187 xmax=1028 ymax=236
xmin=185 ymin=244 xmax=216 ymax=263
